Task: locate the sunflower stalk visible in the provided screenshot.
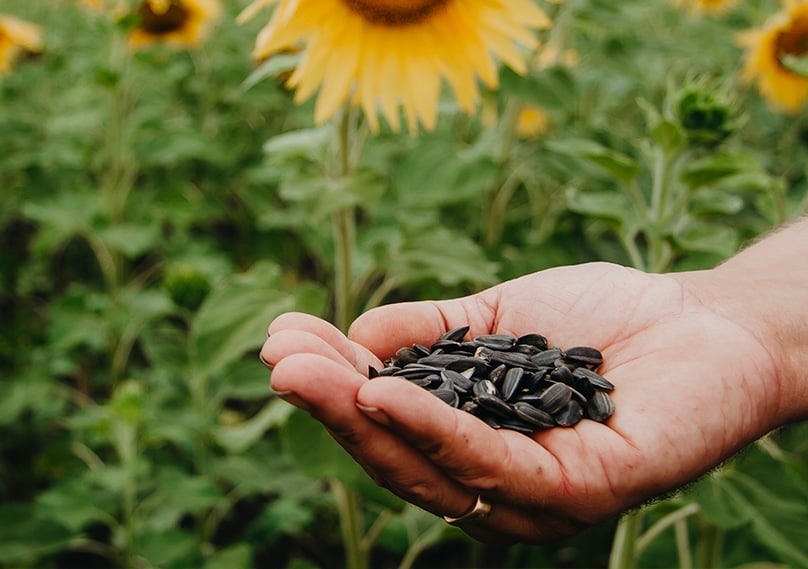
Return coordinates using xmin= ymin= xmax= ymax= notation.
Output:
xmin=483 ymin=99 xmax=522 ymax=248
xmin=331 ymin=479 xmax=368 ymax=569
xmin=332 ymin=104 xmax=358 ymax=334
xmin=328 ymin=104 xmax=374 ymax=569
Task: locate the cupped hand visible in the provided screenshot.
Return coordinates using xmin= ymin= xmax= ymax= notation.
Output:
xmin=260 ymin=262 xmax=781 ymax=544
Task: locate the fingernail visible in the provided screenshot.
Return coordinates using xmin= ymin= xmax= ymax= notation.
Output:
xmin=259 ymin=352 xmax=273 ymax=370
xmin=272 ymin=389 xmax=313 ymax=413
xmin=356 ymin=403 xmax=390 ymax=426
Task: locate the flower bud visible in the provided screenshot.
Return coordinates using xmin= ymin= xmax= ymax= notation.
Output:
xmin=675 ymin=87 xmax=734 ymax=146
xmin=164 ymin=264 xmax=212 ymax=312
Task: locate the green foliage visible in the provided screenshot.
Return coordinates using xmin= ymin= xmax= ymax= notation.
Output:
xmin=1 ymin=0 xmax=807 ymax=568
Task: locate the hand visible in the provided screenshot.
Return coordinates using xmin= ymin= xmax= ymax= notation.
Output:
xmin=261 ymin=261 xmax=783 ymax=544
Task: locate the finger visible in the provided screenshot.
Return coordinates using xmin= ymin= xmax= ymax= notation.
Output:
xmin=357 ymin=377 xmax=633 ymax=522
xmin=348 ymin=294 xmax=500 ymax=361
xmin=261 ymin=329 xmax=381 ymax=374
xmin=268 ymin=312 xmax=380 ymax=374
xmin=270 ymin=353 xmax=476 ymax=515
xmin=273 ymin=354 xmax=588 ymax=542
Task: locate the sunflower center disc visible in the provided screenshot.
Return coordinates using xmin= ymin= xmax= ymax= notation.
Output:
xmin=343 ymin=0 xmax=448 ymax=25
xmin=775 ymin=12 xmax=808 ymax=65
xmin=138 ymin=0 xmax=190 ymax=34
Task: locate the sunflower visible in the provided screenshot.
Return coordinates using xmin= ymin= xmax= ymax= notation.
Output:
xmin=672 ymin=0 xmax=737 ymax=13
xmin=240 ymin=0 xmax=551 ymax=132
xmin=0 ymin=14 xmax=42 ymax=75
xmin=515 ymin=105 xmax=551 ymax=138
xmin=738 ymin=0 xmax=808 ymax=113
xmin=129 ymin=0 xmax=220 ymax=49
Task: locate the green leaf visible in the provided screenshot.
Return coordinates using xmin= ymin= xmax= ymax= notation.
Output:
xmin=499 ymin=66 xmax=576 ymax=111
xmin=140 ymin=320 xmax=189 ymax=371
xmin=0 ymin=375 xmax=63 ymax=426
xmin=687 ymin=472 xmax=750 ymax=529
xmin=192 ymin=261 xmax=326 ymax=378
xmin=97 ymin=223 xmax=161 ymax=258
xmin=213 ymin=443 xmax=323 ymax=495
xmin=36 ymin=476 xmax=115 ymax=532
xmin=215 ymin=357 xmax=274 ymax=401
xmin=385 ymin=227 xmax=499 ymax=288
xmin=0 ymin=504 xmax=74 ymax=563
xmin=649 ymin=119 xmax=685 ymax=154
xmin=203 ymin=543 xmax=253 ymax=569
xmin=687 ymin=470 xmax=808 ymax=567
xmin=136 ymin=528 xmax=200 ymax=569
xmin=281 ymin=409 xmax=403 ymax=510
xmin=213 ymin=398 xmax=294 ymax=453
xmin=49 ymin=287 xmax=112 ymax=354
xmin=255 ymin=494 xmax=317 ymax=544
xmin=547 ymin=139 xmax=640 ymax=183
xmin=278 ymin=170 xmax=386 ymax=221
xmin=141 ymin=469 xmax=226 ymax=531
xmin=690 ymin=187 xmax=745 ymax=216
xmin=391 ymin=137 xmax=495 ymax=208
xmin=22 ymin=192 xmax=104 ymax=254
xmin=241 ymin=52 xmax=301 ymax=91
xmin=673 ymin=219 xmax=739 ymax=257
xmin=681 ymin=151 xmax=762 ymax=189
xmin=731 ymin=473 xmax=808 ymax=567
xmin=565 ymin=187 xmax=635 ymax=226
xmin=263 ymin=127 xmax=331 ymax=164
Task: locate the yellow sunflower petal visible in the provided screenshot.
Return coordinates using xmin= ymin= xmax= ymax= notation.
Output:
xmin=738 ymin=0 xmax=808 ymax=113
xmin=248 ymin=0 xmax=549 ymax=131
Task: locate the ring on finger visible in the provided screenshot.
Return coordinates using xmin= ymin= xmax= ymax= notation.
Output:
xmin=443 ymin=495 xmax=491 ymax=525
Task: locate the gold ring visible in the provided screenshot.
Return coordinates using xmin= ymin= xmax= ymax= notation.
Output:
xmin=442 ymin=495 xmax=491 ymax=525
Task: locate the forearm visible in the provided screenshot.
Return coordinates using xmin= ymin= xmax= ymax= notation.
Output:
xmin=682 ymin=215 xmax=808 ymax=424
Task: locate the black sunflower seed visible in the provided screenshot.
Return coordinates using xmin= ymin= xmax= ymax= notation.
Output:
xmin=573 ymin=367 xmax=615 ymax=391
xmin=585 ymin=391 xmax=615 ymax=422
xmin=554 ymin=400 xmax=584 ymax=427
xmin=513 ymin=402 xmax=556 ymax=428
xmin=371 ymin=329 xmax=615 ymax=434
xmin=440 ymin=326 xmax=470 ymax=342
xmin=564 ymin=346 xmax=604 ymax=368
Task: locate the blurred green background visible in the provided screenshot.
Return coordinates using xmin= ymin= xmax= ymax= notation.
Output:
xmin=2 ymin=0 xmax=808 ymax=567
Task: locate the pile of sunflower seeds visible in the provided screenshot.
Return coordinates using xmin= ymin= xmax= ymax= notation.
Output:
xmin=368 ymin=326 xmax=615 ymax=434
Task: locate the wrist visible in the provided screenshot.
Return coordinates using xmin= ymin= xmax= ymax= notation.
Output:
xmin=680 ymin=218 xmax=808 ymax=426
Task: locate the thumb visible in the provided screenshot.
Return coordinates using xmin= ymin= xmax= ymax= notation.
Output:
xmin=347 ymin=295 xmax=497 ymax=360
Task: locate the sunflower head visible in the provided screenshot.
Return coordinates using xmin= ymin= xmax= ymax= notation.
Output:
xmin=241 ymin=0 xmax=551 ymax=133
xmin=0 ymin=14 xmax=42 ymax=75
xmin=515 ymin=105 xmax=551 ymax=138
xmin=128 ymin=0 xmax=220 ymax=50
xmin=738 ymin=1 xmax=808 ymax=114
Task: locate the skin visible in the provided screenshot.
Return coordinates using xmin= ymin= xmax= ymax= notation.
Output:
xmin=260 ymin=217 xmax=808 ymax=544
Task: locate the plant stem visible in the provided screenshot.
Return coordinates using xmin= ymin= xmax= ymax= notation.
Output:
xmin=395 ymin=516 xmax=447 ymax=569
xmin=635 ymin=502 xmax=699 ymax=557
xmin=674 ymin=518 xmax=693 ymax=569
xmin=695 ymin=516 xmax=723 ymax=569
xmin=333 ymin=206 xmax=355 ymax=333
xmin=328 ymin=105 xmax=369 ymax=569
xmin=645 ymin=144 xmax=688 ymax=273
xmin=483 ymin=100 xmax=520 ymax=247
xmin=332 ymin=105 xmax=356 ymax=333
xmin=331 ymin=479 xmax=368 ymax=569
xmin=608 ymin=509 xmax=644 ymax=569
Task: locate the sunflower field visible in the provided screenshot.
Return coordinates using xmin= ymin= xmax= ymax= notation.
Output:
xmin=2 ymin=0 xmax=808 ymax=568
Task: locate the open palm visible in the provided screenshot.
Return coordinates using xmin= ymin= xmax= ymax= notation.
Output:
xmin=262 ymin=262 xmax=779 ymax=543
